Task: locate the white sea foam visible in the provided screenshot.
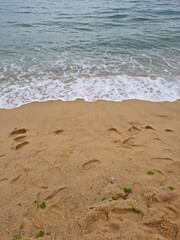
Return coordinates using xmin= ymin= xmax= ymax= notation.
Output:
xmin=0 ymin=75 xmax=179 ymax=109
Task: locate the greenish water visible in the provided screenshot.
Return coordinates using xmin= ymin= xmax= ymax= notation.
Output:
xmin=0 ymin=0 xmax=180 ymax=108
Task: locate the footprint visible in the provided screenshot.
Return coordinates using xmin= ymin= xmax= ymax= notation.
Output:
xmin=14 ymin=136 xmax=26 ymax=142
xmin=158 ymin=115 xmax=168 ymax=118
xmin=128 ymin=126 xmax=141 ymax=134
xmin=108 ymin=205 xmax=143 ymax=223
xmin=10 ymin=174 xmax=21 ymax=183
xmin=14 ymin=164 xmax=30 ymax=179
xmin=0 ymin=178 xmax=8 ymax=182
xmin=54 ymin=129 xmax=64 ymax=135
xmin=163 ymin=149 xmax=173 ymax=154
xmin=153 ymin=138 xmax=163 ymax=142
xmin=165 ymin=129 xmax=174 ymax=133
xmin=9 ymin=128 xmax=27 ymax=136
xmin=151 ymin=157 xmax=174 ymax=164
xmin=14 ymin=141 xmax=29 ymax=150
xmin=82 ymin=159 xmax=101 ymax=170
xmin=143 ymin=219 xmax=178 ymax=240
xmin=122 ymin=137 xmax=134 ymax=147
xmin=164 ymin=205 xmax=179 ymax=220
xmin=144 ymin=125 xmax=155 ymax=131
xmin=81 ymin=203 xmax=143 ymax=235
xmin=45 ymin=186 xmax=67 ymax=200
xmin=108 ymin=127 xmax=120 ymax=134
xmin=110 ymin=207 xmax=133 ymax=215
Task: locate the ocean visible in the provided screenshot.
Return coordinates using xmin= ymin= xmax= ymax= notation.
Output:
xmin=0 ymin=0 xmax=180 ymax=108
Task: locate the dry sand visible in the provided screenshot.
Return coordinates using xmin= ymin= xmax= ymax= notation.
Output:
xmin=0 ymin=100 xmax=180 ymax=240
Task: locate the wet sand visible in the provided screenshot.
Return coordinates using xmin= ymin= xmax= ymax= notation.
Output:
xmin=0 ymin=100 xmax=180 ymax=240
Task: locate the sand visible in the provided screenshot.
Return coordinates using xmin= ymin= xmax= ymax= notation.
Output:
xmin=0 ymin=99 xmax=180 ymax=240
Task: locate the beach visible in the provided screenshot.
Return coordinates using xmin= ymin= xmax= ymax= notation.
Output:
xmin=0 ymin=0 xmax=180 ymax=239
xmin=0 ymin=99 xmax=180 ymax=240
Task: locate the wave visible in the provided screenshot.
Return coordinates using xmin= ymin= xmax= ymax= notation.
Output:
xmin=0 ymin=75 xmax=179 ymax=109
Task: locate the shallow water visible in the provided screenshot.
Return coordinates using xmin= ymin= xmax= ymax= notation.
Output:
xmin=0 ymin=0 xmax=180 ymax=108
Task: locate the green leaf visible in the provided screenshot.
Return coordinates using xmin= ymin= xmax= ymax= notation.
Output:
xmin=131 ymin=206 xmax=140 ymax=214
xmin=12 ymin=236 xmax=22 ymax=240
xmin=39 ymin=202 xmax=46 ymax=209
xmin=123 ymin=188 xmax=132 ymax=194
xmin=168 ymin=186 xmax=175 ymax=190
xmin=35 ymin=231 xmax=44 ymax=238
xmin=147 ymin=171 xmax=154 ymax=175
xmin=112 ymin=196 xmax=118 ymax=200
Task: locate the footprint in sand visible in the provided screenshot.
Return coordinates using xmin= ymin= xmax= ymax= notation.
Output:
xmin=82 ymin=159 xmax=101 ymax=170
xmin=10 ymin=174 xmax=21 ymax=183
xmin=54 ymin=129 xmax=64 ymax=135
xmin=9 ymin=128 xmax=27 ymax=136
xmin=9 ymin=127 xmax=29 ymax=150
xmin=144 ymin=125 xmax=155 ymax=131
xmin=108 ymin=206 xmax=143 ymax=223
xmin=45 ymin=186 xmax=67 ymax=200
xmin=165 ymin=129 xmax=174 ymax=133
xmin=158 ymin=114 xmax=169 ymax=118
xmin=163 ymin=149 xmax=173 ymax=154
xmin=143 ymin=219 xmax=178 ymax=240
xmin=108 ymin=127 xmax=120 ymax=134
xmin=14 ymin=141 xmax=29 ymax=150
xmin=128 ymin=122 xmax=155 ymax=134
xmin=122 ymin=137 xmax=135 ymax=147
xmin=81 ymin=203 xmax=143 ymax=235
xmin=128 ymin=125 xmax=141 ymax=134
xmin=151 ymin=157 xmax=174 ymax=164
xmin=14 ymin=135 xmax=26 ymax=142
xmin=153 ymin=137 xmax=163 ymax=142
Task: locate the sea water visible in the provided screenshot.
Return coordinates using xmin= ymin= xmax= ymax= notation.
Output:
xmin=0 ymin=0 xmax=180 ymax=108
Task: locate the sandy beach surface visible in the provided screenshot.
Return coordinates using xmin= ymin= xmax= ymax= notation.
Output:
xmin=0 ymin=100 xmax=180 ymax=240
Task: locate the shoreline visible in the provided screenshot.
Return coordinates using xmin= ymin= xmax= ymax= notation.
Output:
xmin=0 ymin=98 xmax=180 ymax=110
xmin=0 ymin=99 xmax=180 ymax=239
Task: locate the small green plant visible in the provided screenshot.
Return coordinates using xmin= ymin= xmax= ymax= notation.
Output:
xmin=35 ymin=231 xmax=44 ymax=238
xmin=131 ymin=206 xmax=140 ymax=214
xmin=17 ymin=203 xmax=22 ymax=206
xmin=46 ymin=232 xmax=51 ymax=236
xmin=34 ymin=200 xmax=37 ymax=203
xmin=20 ymin=225 xmax=24 ymax=230
xmin=129 ymin=158 xmax=132 ymax=161
xmin=123 ymin=188 xmax=132 ymax=194
xmin=147 ymin=171 xmax=154 ymax=175
xmin=39 ymin=202 xmax=46 ymax=209
xmin=12 ymin=235 xmax=22 ymax=240
xmin=102 ymin=197 xmax=106 ymax=201
xmin=168 ymin=186 xmax=175 ymax=190
xmin=112 ymin=196 xmax=118 ymax=200
xmin=97 ymin=192 xmax=101 ymax=195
